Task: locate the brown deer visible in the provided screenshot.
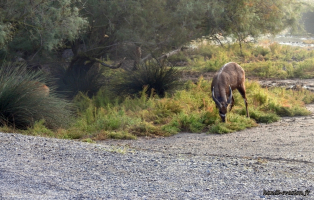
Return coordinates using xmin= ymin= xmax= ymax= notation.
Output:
xmin=211 ymin=62 xmax=249 ymax=122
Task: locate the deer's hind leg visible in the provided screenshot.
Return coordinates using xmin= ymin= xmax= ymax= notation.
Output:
xmin=237 ymin=84 xmax=249 ymax=118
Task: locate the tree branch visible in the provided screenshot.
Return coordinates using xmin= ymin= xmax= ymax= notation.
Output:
xmin=158 ymin=47 xmax=184 ymax=60
xmin=93 ymin=57 xmax=126 ymax=69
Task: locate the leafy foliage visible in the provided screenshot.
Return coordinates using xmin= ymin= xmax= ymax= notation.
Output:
xmin=201 ymin=0 xmax=307 ymax=48
xmin=0 ymin=0 xmax=87 ymax=61
xmin=78 ymin=0 xmax=207 ymax=58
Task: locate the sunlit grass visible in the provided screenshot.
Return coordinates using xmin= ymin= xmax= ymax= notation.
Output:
xmin=28 ymin=77 xmax=313 ymax=139
xmin=181 ymin=42 xmax=314 ymax=79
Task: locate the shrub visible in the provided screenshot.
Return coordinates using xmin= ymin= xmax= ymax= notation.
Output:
xmin=0 ymin=64 xmax=72 ymax=129
xmin=111 ymin=61 xmax=181 ymax=97
xmin=175 ymin=111 xmax=205 ymax=133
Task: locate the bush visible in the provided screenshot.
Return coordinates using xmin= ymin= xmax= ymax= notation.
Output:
xmin=0 ymin=64 xmax=72 ymax=129
xmin=111 ymin=61 xmax=182 ymax=97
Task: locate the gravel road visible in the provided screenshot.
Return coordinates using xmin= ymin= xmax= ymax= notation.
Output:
xmin=1 ymin=106 xmax=314 ymax=199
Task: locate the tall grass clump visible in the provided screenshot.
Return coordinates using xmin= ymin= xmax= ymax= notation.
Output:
xmin=266 ymin=87 xmax=312 ymax=116
xmin=111 ymin=61 xmax=181 ymax=97
xmin=0 ymin=64 xmax=72 ymax=129
xmin=52 ymin=64 xmax=106 ymax=99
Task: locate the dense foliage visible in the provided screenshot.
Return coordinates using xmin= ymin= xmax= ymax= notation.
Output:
xmin=0 ymin=0 xmax=87 ymax=61
xmin=201 ymin=0 xmax=308 ymax=47
xmin=0 ymin=0 xmax=309 ymax=66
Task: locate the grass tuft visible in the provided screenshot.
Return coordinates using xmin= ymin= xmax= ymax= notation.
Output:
xmin=0 ymin=63 xmax=72 ymax=129
xmin=111 ymin=60 xmax=182 ymax=97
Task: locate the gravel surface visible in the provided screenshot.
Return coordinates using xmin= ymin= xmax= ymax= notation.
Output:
xmin=1 ymin=106 xmax=314 ymax=199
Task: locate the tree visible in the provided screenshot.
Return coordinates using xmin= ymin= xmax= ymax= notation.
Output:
xmin=66 ymin=0 xmax=209 ymax=71
xmin=1 ymin=0 xmax=310 ymax=65
xmin=0 ymin=0 xmax=87 ymax=63
xmin=43 ymin=0 xmax=213 ymax=98
xmin=201 ymin=0 xmax=308 ymax=50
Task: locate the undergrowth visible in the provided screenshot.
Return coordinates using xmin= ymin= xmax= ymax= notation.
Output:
xmin=2 ymin=42 xmax=314 ymax=140
xmin=17 ymin=77 xmax=312 ymax=140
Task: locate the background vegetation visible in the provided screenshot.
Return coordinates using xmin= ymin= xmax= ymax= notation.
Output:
xmin=0 ymin=0 xmax=314 ymax=140
xmin=8 ymin=74 xmax=312 ymax=140
xmin=183 ymin=41 xmax=314 ymax=79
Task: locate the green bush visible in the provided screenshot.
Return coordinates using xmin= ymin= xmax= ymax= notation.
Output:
xmin=0 ymin=64 xmax=72 ymax=129
xmin=167 ymin=51 xmax=190 ymax=65
xmin=238 ymin=108 xmax=280 ymax=123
